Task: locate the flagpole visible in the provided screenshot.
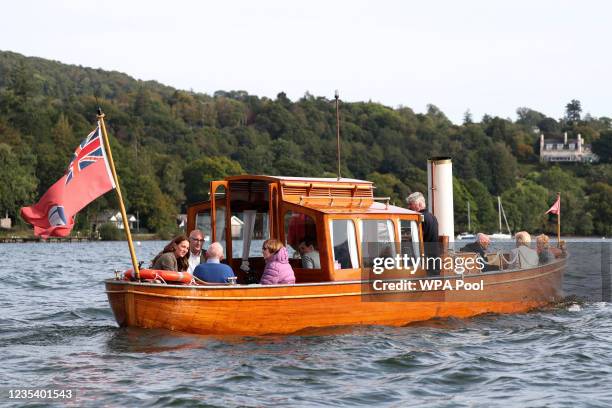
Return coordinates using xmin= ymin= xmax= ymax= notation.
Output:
xmin=556 ymin=192 xmax=561 ymax=248
xmin=97 ymin=109 xmax=141 ymax=280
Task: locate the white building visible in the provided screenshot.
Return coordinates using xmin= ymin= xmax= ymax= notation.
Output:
xmin=0 ymin=213 xmax=11 ymax=229
xmin=539 ymin=132 xmax=598 ymax=163
xmin=93 ymin=210 xmax=137 ymax=230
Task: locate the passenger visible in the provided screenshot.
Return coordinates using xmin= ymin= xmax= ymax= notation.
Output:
xmin=460 ymin=233 xmax=490 ymax=259
xmin=187 ymin=229 xmax=207 ymax=274
xmin=460 ymin=233 xmax=496 ymax=271
xmin=151 ymin=235 xmax=190 ymax=272
xmin=298 ymin=238 xmax=321 ymax=269
xmin=193 ymin=242 xmax=235 ymax=283
xmin=406 ymin=192 xmax=440 ymax=276
xmin=261 ymin=239 xmax=296 ymax=285
xmin=509 ymin=231 xmax=539 ymax=269
xmin=536 ymin=234 xmax=555 ymax=265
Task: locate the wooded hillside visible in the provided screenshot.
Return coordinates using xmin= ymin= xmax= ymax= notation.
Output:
xmin=1 ymin=50 xmax=610 ymax=236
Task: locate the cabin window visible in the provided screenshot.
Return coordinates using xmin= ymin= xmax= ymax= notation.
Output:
xmin=400 ymin=219 xmax=420 ymax=259
xmin=284 ymin=211 xmax=318 ymax=263
xmin=359 ymin=219 xmax=396 ymax=267
xmin=195 ymin=209 xmax=212 ymax=249
xmin=215 ymin=204 xmax=226 ymax=257
xmin=329 ymin=219 xmax=359 ymax=269
xmin=228 ymin=180 xmax=270 ymax=260
xmin=232 ymin=211 xmax=269 ymax=258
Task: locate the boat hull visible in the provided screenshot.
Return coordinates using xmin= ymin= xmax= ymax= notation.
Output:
xmin=105 ymin=259 xmax=565 ymax=335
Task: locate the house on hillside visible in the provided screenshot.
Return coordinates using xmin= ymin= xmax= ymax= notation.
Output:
xmin=539 ymin=132 xmax=598 ymax=163
xmin=0 ymin=213 xmax=11 ymax=229
xmin=92 ymin=210 xmax=137 ymax=231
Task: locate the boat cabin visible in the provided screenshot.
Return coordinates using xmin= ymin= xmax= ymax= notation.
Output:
xmin=186 ymin=176 xmax=424 ymax=283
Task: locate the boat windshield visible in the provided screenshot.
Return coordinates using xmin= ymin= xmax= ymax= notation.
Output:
xmin=329 ymin=219 xmax=359 ymax=269
xmin=359 ymin=219 xmax=396 ymax=267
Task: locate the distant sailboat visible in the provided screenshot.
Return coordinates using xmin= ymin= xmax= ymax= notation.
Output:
xmin=490 ymin=196 xmax=512 ymax=240
xmin=456 ymin=201 xmax=475 ymax=240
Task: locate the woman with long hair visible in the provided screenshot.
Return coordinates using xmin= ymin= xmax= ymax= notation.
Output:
xmin=260 ymin=239 xmax=296 ymax=285
xmin=151 ymin=235 xmax=190 ymax=272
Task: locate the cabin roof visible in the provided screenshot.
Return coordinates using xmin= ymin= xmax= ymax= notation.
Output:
xmin=301 ymin=202 xmax=420 ymax=215
xmin=225 ymin=175 xmax=372 ymax=185
xmin=218 ymin=175 xmax=419 ymax=216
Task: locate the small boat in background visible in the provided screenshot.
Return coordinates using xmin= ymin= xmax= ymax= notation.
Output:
xmin=490 ymin=196 xmax=512 ymax=240
xmin=456 ymin=202 xmax=475 ymax=240
xmin=457 ymin=232 xmax=476 ymax=240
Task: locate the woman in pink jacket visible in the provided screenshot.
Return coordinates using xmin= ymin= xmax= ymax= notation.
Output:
xmin=261 ymin=239 xmax=296 ymax=285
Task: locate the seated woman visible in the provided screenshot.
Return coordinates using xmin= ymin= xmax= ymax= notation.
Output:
xmin=261 ymin=239 xmax=296 ymax=285
xmin=536 ymin=234 xmax=555 ymax=265
xmin=509 ymin=231 xmax=539 ymax=269
xmin=151 ymin=235 xmax=190 ymax=272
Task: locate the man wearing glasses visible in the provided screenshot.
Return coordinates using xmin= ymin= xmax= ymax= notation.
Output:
xmin=187 ymin=229 xmax=206 ymax=274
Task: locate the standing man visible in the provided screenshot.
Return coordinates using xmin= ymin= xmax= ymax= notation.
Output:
xmin=406 ymin=192 xmax=440 ymax=276
xmin=187 ymin=229 xmax=206 ymax=274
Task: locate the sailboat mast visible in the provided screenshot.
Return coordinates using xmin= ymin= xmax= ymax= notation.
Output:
xmin=467 ymin=201 xmax=471 ymax=232
xmin=497 ymin=196 xmax=502 ymax=233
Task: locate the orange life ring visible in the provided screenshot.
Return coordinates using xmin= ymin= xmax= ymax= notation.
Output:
xmin=124 ymin=268 xmax=193 ymax=284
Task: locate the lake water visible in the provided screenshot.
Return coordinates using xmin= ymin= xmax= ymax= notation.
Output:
xmin=1 ymin=239 xmax=611 ymax=407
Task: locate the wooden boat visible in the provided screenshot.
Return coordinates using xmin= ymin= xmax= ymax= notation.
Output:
xmin=105 ymin=175 xmax=566 ymax=335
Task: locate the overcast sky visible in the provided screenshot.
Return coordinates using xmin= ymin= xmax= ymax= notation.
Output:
xmin=2 ymin=0 xmax=610 ymax=123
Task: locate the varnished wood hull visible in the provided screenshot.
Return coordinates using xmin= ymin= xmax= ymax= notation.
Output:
xmin=105 ymin=259 xmax=565 ymax=335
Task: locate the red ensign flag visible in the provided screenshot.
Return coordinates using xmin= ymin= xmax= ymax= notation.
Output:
xmin=20 ymin=124 xmax=116 ymax=237
xmin=545 ymin=196 xmax=560 ymax=215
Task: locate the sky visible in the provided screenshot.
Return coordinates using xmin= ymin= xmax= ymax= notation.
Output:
xmin=1 ymin=0 xmax=611 ymax=124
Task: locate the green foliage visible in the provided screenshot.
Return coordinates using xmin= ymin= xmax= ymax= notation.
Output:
xmin=367 ymin=172 xmax=408 ymax=205
xmin=183 ymin=157 xmax=244 ymax=203
xmin=502 ymin=180 xmax=549 ymax=233
xmin=592 ymin=131 xmax=612 ymax=163
xmin=0 ymin=50 xmax=609 ymax=236
xmin=99 ymin=222 xmax=122 ymax=241
xmin=0 ymin=143 xmax=38 ymax=218
xmin=565 ymin=99 xmax=582 ymax=123
xmin=586 ymin=183 xmax=612 ymax=236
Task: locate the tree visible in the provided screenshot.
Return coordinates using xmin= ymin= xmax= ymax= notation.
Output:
xmin=565 ymin=99 xmax=582 ymax=123
xmin=127 ymin=175 xmax=176 ymax=233
xmin=183 ymin=156 xmax=244 ymax=203
xmin=464 ymin=178 xmax=497 ymax=232
xmin=0 ymin=143 xmax=38 ymax=218
xmin=516 ymin=107 xmax=546 ymax=127
xmin=502 ymin=180 xmax=548 ymax=232
xmin=367 ymin=172 xmax=408 ymax=205
xmin=592 ymin=131 xmax=612 ymax=163
xmin=586 ymin=183 xmax=612 ymax=236
xmin=463 ymin=109 xmax=473 ymax=125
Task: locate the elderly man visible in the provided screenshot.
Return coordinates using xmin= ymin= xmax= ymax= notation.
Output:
xmin=193 ymin=242 xmax=235 ymax=283
xmin=406 ymin=192 xmax=440 ymax=275
xmin=460 ymin=233 xmax=495 ymax=271
xmin=460 ymin=233 xmax=490 ymax=259
xmin=187 ymin=229 xmax=206 ymax=274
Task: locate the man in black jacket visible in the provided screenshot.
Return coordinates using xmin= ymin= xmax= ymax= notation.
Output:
xmin=406 ymin=192 xmax=440 ymax=276
xmin=460 ymin=233 xmax=495 ymax=271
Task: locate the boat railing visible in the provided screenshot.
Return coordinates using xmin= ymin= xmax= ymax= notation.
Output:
xmin=298 ymin=195 xmax=391 ymax=208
